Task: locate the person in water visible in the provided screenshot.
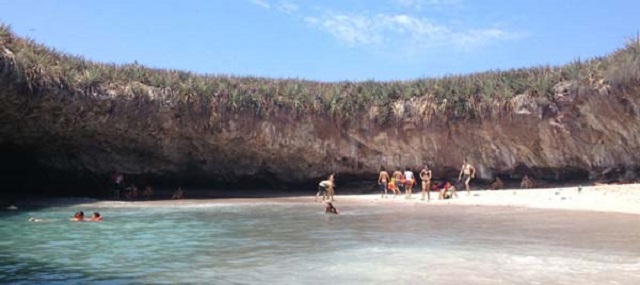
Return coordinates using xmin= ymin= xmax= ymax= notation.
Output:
xmin=90 ymin=212 xmax=102 ymax=221
xmin=325 ymin=202 xmax=339 ymax=214
xmin=72 ymin=211 xmax=85 ymax=221
xmin=316 ymin=174 xmax=334 ymax=202
xmin=404 ymin=167 xmax=416 ymax=199
xmin=458 ymin=158 xmax=476 ymax=196
xmin=377 ymin=167 xmax=390 ymax=198
xmin=420 ymin=165 xmax=432 ymax=201
xmin=6 ymin=199 xmax=18 ymax=210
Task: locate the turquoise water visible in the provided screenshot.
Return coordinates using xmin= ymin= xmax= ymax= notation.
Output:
xmin=1 ymin=201 xmax=639 ymax=284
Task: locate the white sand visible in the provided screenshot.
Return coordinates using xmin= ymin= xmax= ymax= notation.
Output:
xmin=335 ymin=183 xmax=640 ymax=215
xmin=72 ymin=183 xmax=640 ymax=215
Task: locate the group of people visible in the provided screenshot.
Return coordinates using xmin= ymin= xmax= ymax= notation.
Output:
xmin=315 ymin=159 xmax=477 ymax=214
xmin=377 ymin=159 xmax=476 ymax=201
xmin=71 ymin=211 xmax=102 ymax=221
xmin=110 ymin=172 xmax=154 ymax=200
xmin=316 ymin=174 xmax=340 ymax=214
xmin=28 ymin=211 xmax=103 ymax=222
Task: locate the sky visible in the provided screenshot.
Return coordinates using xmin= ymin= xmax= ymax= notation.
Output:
xmin=0 ymin=0 xmax=639 ymax=82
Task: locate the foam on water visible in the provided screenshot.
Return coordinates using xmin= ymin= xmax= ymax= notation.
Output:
xmin=1 ymin=202 xmax=639 ymax=284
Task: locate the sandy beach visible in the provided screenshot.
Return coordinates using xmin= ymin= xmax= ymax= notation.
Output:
xmin=61 ymin=183 xmax=640 ymax=216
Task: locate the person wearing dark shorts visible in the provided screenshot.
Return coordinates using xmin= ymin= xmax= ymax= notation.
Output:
xmin=316 ymin=179 xmax=332 ymax=202
xmin=378 ymin=167 xmax=390 ymax=198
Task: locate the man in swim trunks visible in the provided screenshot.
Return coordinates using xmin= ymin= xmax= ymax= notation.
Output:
xmin=326 ymin=173 xmax=336 ymax=202
xmin=458 ymin=159 xmax=476 ymax=195
xmin=316 ymin=175 xmax=334 ymax=202
xmin=420 ymin=165 xmax=432 ymax=201
xmin=393 ymin=169 xmax=405 ymax=197
xmin=404 ymin=167 xmax=416 ymax=199
xmin=378 ymin=167 xmax=390 ymax=198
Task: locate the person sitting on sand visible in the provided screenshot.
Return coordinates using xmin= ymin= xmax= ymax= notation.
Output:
xmin=458 ymin=159 xmax=476 ymax=195
xmin=420 ymin=165 xmax=432 ymax=201
xmin=143 ymin=186 xmax=153 ymax=199
xmin=172 ymin=187 xmax=185 ymax=200
xmin=325 ymin=202 xmax=339 ymax=215
xmin=316 ymin=175 xmax=334 ymax=202
xmin=125 ymin=184 xmax=139 ymax=200
xmin=90 ymin=212 xmax=102 ymax=222
xmin=437 ymin=181 xmax=458 ymax=200
xmin=404 ymin=167 xmax=416 ymax=199
xmin=488 ymin=177 xmax=504 ymax=190
xmin=378 ymin=167 xmax=390 ymax=198
xmin=521 ymin=175 xmax=536 ymax=189
xmin=72 ymin=211 xmax=85 ymax=221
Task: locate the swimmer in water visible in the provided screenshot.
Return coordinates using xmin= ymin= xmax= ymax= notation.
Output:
xmin=325 ymin=202 xmax=339 ymax=215
xmin=71 ymin=211 xmax=85 ymax=221
xmin=90 ymin=212 xmax=102 ymax=221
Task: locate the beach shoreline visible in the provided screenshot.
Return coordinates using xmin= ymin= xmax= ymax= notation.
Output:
xmin=16 ymin=183 xmax=638 ymax=216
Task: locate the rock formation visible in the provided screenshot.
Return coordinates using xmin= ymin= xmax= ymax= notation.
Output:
xmin=1 ymin=27 xmax=639 ymax=196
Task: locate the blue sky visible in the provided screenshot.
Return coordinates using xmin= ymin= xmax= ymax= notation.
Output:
xmin=1 ymin=0 xmax=638 ymax=81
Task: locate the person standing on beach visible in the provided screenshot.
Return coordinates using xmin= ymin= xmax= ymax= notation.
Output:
xmin=316 ymin=174 xmax=335 ymax=202
xmin=378 ymin=167 xmax=390 ymax=198
xmin=420 ymin=165 xmax=432 ymax=201
xmin=458 ymin=159 xmax=476 ymax=195
xmin=326 ymin=173 xmax=336 ymax=202
xmin=404 ymin=168 xmax=416 ymax=199
xmin=393 ymin=169 xmax=405 ymax=197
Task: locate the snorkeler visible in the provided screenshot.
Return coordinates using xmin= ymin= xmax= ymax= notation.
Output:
xmin=325 ymin=202 xmax=339 ymax=215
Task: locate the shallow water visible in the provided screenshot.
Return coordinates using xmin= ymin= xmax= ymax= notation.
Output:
xmin=1 ymin=201 xmax=639 ymax=284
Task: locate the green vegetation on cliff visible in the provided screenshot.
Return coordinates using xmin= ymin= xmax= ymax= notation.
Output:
xmin=1 ymin=24 xmax=639 ymax=124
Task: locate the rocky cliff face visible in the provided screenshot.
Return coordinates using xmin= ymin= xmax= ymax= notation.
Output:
xmin=1 ymin=35 xmax=639 ymax=196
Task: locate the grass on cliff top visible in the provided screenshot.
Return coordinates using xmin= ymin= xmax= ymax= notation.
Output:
xmin=1 ymin=24 xmax=639 ymax=124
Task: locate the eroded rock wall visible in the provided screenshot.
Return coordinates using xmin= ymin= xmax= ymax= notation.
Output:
xmin=1 ymin=42 xmax=640 ymax=195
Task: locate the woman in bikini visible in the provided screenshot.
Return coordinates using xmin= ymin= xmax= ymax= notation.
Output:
xmin=420 ymin=165 xmax=432 ymax=201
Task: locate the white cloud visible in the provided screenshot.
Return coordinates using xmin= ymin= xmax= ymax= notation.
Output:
xmin=250 ymin=0 xmax=270 ymax=9
xmin=306 ymin=12 xmax=521 ymax=52
xmin=391 ymin=0 xmax=461 ymax=10
xmin=305 ymin=14 xmax=384 ymax=46
xmin=278 ymin=1 xmax=299 ymax=14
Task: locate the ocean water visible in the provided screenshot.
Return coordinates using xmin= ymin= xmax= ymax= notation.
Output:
xmin=1 ymin=201 xmax=639 ymax=284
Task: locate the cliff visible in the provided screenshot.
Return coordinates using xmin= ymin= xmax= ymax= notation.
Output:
xmin=1 ymin=25 xmax=639 ymax=195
